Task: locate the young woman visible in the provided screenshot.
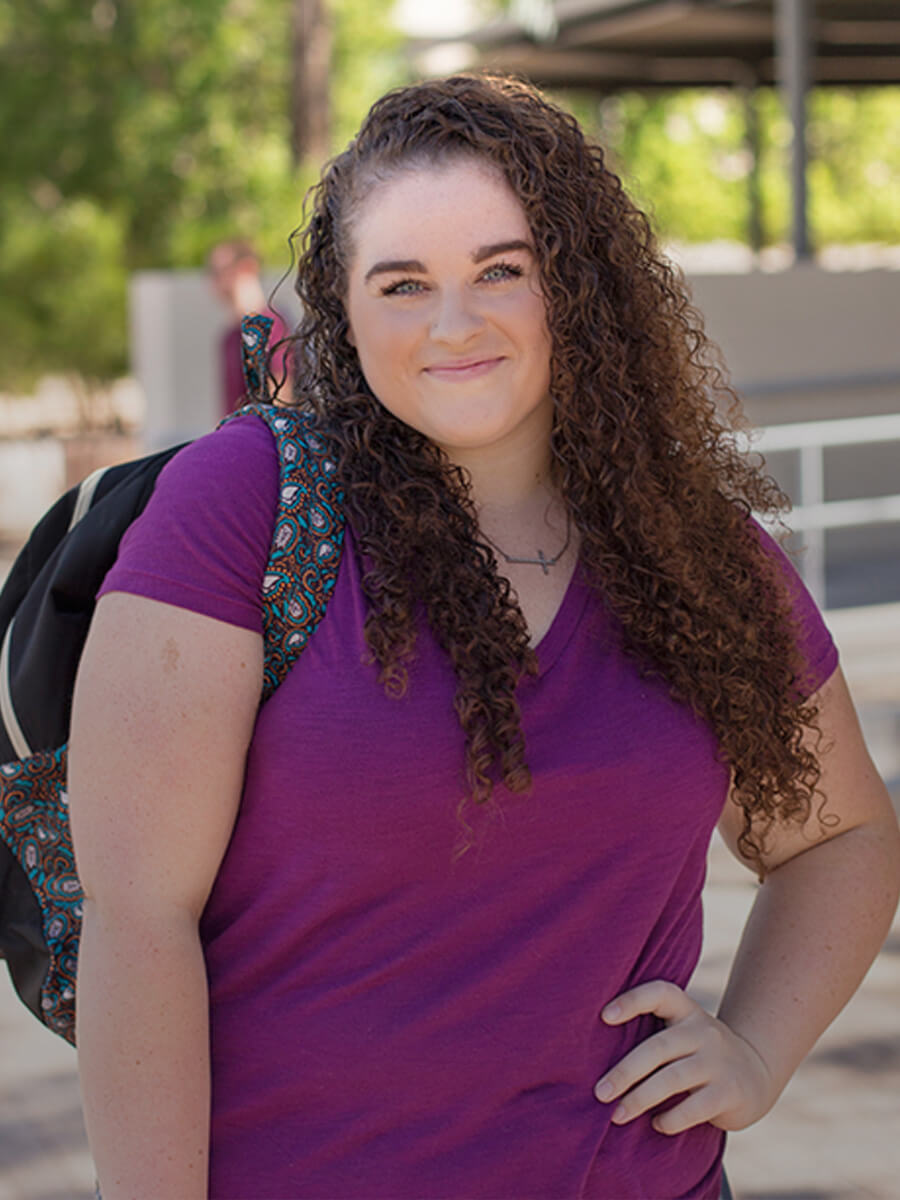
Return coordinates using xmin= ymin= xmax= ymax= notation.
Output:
xmin=69 ymin=74 xmax=900 ymax=1200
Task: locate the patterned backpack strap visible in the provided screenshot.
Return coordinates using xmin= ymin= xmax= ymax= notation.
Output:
xmin=240 ymin=313 xmax=275 ymax=401
xmin=0 ymin=742 xmax=80 ymax=1042
xmin=234 ymin=316 xmax=345 ymax=691
xmin=227 ymin=402 xmax=344 ymax=700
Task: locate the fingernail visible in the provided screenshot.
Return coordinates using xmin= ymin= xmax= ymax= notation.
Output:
xmin=611 ymin=1104 xmax=626 ymax=1123
xmin=594 ymin=1079 xmax=614 ymax=1102
xmin=602 ymin=1001 xmax=621 ymax=1021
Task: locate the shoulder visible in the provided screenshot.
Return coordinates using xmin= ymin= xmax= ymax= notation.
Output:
xmin=747 ymin=516 xmax=839 ymax=699
xmin=99 ymin=416 xmax=282 ymax=632
xmin=148 ymin=412 xmax=285 ymax=526
xmin=152 ymin=412 xmax=289 ymax=559
xmin=168 ymin=411 xmax=279 ymax=481
xmin=746 ymin=516 xmax=815 ymax=609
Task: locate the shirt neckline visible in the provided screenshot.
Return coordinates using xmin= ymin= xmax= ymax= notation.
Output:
xmin=531 ymin=561 xmax=591 ymax=677
xmin=345 ymin=525 xmax=591 ymax=680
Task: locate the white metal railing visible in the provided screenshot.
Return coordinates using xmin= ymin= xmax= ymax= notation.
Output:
xmin=744 ymin=413 xmax=900 ymax=607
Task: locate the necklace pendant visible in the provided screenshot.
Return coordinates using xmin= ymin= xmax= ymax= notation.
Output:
xmin=483 ymin=513 xmax=572 ymax=573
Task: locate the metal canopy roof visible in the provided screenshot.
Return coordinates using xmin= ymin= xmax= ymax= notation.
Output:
xmin=414 ymin=0 xmax=900 ymax=258
xmin=453 ymin=0 xmax=900 ymax=91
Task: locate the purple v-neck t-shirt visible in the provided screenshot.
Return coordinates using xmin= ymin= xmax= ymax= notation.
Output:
xmin=100 ymin=415 xmax=838 ymax=1199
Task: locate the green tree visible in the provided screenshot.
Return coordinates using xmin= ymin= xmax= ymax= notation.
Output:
xmin=583 ymin=86 xmax=900 ymax=251
xmin=807 ymin=89 xmax=900 ymax=245
xmin=0 ymin=0 xmax=404 ymax=390
xmin=594 ymin=90 xmax=754 ymax=243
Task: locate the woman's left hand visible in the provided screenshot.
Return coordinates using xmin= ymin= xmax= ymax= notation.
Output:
xmin=592 ymin=980 xmax=776 ymax=1134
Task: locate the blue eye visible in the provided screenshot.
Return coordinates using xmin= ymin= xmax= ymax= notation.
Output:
xmin=481 ymin=261 xmax=524 ymax=283
xmin=379 ymin=262 xmax=524 ymax=296
xmin=381 ymin=278 xmax=425 ymax=296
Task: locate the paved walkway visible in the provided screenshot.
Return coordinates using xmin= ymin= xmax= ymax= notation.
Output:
xmin=0 ymin=992 xmax=92 ymax=1200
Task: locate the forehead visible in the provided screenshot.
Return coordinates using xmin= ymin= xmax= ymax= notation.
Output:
xmin=346 ymin=158 xmax=531 ymax=265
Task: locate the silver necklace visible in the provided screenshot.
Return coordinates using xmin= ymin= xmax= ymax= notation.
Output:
xmin=483 ymin=513 xmax=572 ymax=576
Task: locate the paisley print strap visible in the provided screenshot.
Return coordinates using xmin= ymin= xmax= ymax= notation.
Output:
xmin=222 ymin=401 xmax=344 ymax=701
xmin=240 ymin=313 xmax=275 ymax=400
xmin=0 ymin=745 xmax=80 ymax=1042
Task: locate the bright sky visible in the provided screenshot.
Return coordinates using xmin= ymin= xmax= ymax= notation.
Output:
xmin=392 ymin=0 xmax=481 ymax=37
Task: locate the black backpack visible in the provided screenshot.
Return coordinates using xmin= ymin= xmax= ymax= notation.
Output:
xmin=0 ymin=319 xmax=345 ymax=1043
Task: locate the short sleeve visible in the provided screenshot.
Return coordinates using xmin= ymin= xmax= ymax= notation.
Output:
xmin=751 ymin=518 xmax=839 ymax=698
xmin=98 ymin=415 xmax=280 ymax=633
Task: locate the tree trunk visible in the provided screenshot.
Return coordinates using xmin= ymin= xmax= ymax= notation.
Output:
xmin=291 ymin=0 xmax=332 ymax=165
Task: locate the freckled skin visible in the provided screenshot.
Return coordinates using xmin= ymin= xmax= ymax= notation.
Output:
xmin=162 ymin=638 xmax=180 ymax=673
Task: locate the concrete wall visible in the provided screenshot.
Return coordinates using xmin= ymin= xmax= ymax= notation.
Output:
xmin=688 ymin=265 xmax=900 ymax=391
xmin=0 ymin=440 xmax=66 ymax=537
xmin=684 ymin=265 xmax=900 ymax=426
xmin=130 ymin=271 xmax=301 ymax=450
xmin=672 ymin=266 xmax=900 ymax=608
xmin=0 ymin=434 xmax=142 ymax=539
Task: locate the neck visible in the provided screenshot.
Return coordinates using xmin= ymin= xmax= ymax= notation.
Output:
xmin=440 ymin=428 xmax=571 ymax=567
xmin=440 ymin=421 xmax=555 ymax=516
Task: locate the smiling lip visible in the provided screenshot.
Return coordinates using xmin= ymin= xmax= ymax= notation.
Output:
xmin=424 ymin=356 xmax=504 ymax=380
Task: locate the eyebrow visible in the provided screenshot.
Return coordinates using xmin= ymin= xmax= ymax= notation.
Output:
xmin=473 ymin=239 xmax=533 ymax=264
xmin=364 ymin=259 xmax=425 ymax=283
xmin=363 ymin=239 xmax=534 ymax=284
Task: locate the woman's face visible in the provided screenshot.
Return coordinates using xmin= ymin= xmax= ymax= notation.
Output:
xmin=343 ymin=158 xmax=553 ymax=461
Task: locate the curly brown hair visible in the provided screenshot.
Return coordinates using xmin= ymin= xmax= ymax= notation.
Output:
xmin=284 ymin=72 xmax=824 ymax=869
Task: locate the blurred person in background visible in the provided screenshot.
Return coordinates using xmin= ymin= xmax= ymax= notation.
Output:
xmin=207 ymin=238 xmax=288 ymax=415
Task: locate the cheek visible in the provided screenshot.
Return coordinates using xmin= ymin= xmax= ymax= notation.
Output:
xmin=350 ymin=327 xmax=408 ymax=406
xmin=354 ymin=309 xmax=420 ymax=375
xmin=496 ymin=285 xmax=550 ymax=335
xmin=506 ymin=294 xmax=553 ymax=366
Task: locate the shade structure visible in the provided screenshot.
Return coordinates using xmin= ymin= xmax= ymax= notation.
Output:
xmin=442 ymin=0 xmax=900 ymax=91
xmin=415 ymin=0 xmax=900 ymax=258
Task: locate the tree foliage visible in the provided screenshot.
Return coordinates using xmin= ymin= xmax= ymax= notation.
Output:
xmin=0 ymin=0 xmax=403 ymax=389
xmin=586 ymin=85 xmax=900 ymax=251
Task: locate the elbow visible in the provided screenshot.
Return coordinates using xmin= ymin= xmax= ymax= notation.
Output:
xmin=849 ymin=814 xmax=900 ymax=936
xmin=884 ymin=813 xmax=900 ymax=907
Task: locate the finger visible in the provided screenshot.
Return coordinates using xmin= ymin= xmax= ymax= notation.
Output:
xmin=606 ymin=1059 xmax=707 ymax=1125
xmin=594 ymin=1026 xmax=699 ymax=1103
xmin=651 ymin=1085 xmax=725 ymax=1136
xmin=601 ymin=980 xmax=696 ymax=1026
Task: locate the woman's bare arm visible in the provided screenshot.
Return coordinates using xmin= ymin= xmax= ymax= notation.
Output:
xmin=711 ymin=666 xmax=900 ymax=1111
xmin=69 ymin=592 xmax=263 ymax=1199
xmin=594 ymin=666 xmax=900 ymax=1132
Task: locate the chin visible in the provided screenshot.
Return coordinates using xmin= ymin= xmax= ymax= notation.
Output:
xmin=430 ymin=422 xmax=513 ymax=452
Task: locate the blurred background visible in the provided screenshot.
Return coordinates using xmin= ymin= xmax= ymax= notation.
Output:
xmin=1 ymin=1 xmax=898 ymax=1197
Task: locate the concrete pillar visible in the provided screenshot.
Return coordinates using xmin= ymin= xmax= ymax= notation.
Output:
xmin=776 ymin=0 xmax=812 ymax=260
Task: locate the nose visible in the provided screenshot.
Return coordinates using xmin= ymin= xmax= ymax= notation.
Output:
xmin=429 ymin=286 xmax=484 ymax=344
